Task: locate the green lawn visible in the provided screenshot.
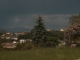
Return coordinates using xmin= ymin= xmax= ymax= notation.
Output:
xmin=0 ymin=47 xmax=80 ymax=60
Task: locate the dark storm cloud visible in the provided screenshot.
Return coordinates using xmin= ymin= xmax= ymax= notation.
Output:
xmin=0 ymin=0 xmax=80 ymax=32
xmin=1 ymin=0 xmax=80 ymax=16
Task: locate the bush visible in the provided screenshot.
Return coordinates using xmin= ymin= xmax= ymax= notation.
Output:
xmin=15 ymin=43 xmax=23 ymax=50
xmin=11 ymin=42 xmax=34 ymax=50
xmin=45 ymin=42 xmax=56 ymax=47
xmin=25 ymin=42 xmax=34 ymax=50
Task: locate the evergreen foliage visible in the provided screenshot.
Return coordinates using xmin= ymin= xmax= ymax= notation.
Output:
xmin=31 ymin=15 xmax=47 ymax=46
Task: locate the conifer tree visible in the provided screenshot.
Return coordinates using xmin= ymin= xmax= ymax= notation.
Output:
xmin=31 ymin=15 xmax=47 ymax=46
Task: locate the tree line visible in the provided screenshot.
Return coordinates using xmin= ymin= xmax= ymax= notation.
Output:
xmin=0 ymin=14 xmax=80 ymax=50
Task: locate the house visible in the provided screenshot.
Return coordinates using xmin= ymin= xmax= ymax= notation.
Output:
xmin=0 ymin=34 xmax=6 ymax=39
xmin=11 ymin=36 xmax=18 ymax=40
xmin=16 ymin=32 xmax=26 ymax=35
xmin=15 ymin=32 xmax=29 ymax=36
xmin=26 ymin=39 xmax=33 ymax=42
xmin=6 ymin=36 xmax=11 ymax=39
xmin=13 ymin=41 xmax=17 ymax=44
xmin=19 ymin=39 xmax=26 ymax=43
xmin=0 ymin=32 xmax=13 ymax=39
xmin=6 ymin=32 xmax=13 ymax=36
xmin=1 ymin=42 xmax=16 ymax=48
xmin=60 ymin=29 xmax=64 ymax=32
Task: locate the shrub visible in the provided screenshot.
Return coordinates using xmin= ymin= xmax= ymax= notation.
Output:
xmin=15 ymin=43 xmax=23 ymax=50
xmin=24 ymin=42 xmax=34 ymax=50
xmin=45 ymin=42 xmax=56 ymax=47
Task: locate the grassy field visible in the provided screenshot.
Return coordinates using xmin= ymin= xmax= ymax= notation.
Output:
xmin=0 ymin=47 xmax=80 ymax=60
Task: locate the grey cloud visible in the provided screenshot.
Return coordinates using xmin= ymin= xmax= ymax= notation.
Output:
xmin=40 ymin=14 xmax=72 ymax=29
xmin=6 ymin=14 xmax=72 ymax=30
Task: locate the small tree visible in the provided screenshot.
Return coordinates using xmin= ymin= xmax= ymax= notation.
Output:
xmin=64 ymin=14 xmax=80 ymax=46
xmin=69 ymin=14 xmax=80 ymax=25
xmin=31 ymin=15 xmax=47 ymax=46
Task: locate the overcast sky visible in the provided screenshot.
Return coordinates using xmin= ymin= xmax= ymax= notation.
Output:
xmin=0 ymin=0 xmax=80 ymax=32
